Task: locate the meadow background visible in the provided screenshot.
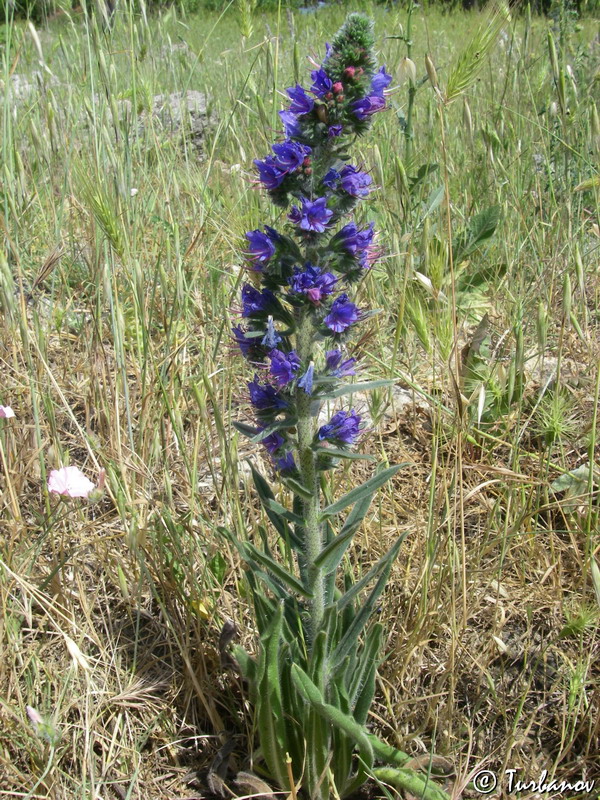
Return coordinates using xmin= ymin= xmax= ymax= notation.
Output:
xmin=0 ymin=1 xmax=599 ymax=797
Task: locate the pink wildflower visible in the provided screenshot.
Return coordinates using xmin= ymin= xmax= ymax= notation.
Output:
xmin=0 ymin=406 xmax=15 ymax=418
xmin=48 ymin=466 xmax=96 ymax=499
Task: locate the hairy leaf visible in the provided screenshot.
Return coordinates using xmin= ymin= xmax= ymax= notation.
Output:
xmin=321 ymin=465 xmax=405 ymax=518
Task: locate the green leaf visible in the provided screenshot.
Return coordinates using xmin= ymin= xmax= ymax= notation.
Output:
xmin=314 ymin=527 xmax=357 ymax=573
xmin=314 ymin=446 xmax=376 ymax=462
xmin=232 ymin=645 xmax=257 ymax=683
xmin=242 ymin=542 xmax=313 ymax=599
xmin=331 ymin=568 xmax=392 ymax=669
xmin=265 ymin=498 xmax=305 ymax=527
xmin=421 ymin=185 xmax=444 ymax=222
xmin=339 ymin=486 xmax=378 ymax=540
xmin=320 ymin=379 xmax=395 ymax=400
xmin=351 ymin=623 xmax=383 ymax=725
xmin=453 ymin=205 xmax=501 ymax=263
xmin=251 ymin=418 xmax=297 ymax=443
xmin=256 ymin=604 xmax=289 ymax=789
xmin=249 ymin=463 xmax=301 ymax=549
xmin=232 ymin=421 xmax=260 ymax=438
xmin=290 ymin=664 xmax=374 ymax=767
xmin=372 ymin=767 xmax=450 ymax=800
xmin=282 ymin=476 xmax=313 ymax=499
xmin=321 ymin=465 xmax=406 ymax=519
xmin=409 ymin=162 xmax=439 ymax=190
xmin=338 ymin=536 xmax=406 ymax=611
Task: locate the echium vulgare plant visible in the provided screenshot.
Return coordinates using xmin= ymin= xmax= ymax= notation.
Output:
xmin=227 ymin=15 xmax=449 ymax=800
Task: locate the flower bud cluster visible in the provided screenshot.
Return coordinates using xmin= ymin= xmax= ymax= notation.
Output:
xmin=233 ymin=14 xmax=390 ymax=475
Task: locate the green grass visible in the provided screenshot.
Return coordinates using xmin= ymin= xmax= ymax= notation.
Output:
xmin=1 ymin=2 xmax=599 ymax=798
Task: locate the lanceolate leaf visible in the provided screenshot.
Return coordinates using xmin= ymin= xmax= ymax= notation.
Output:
xmin=242 ymin=542 xmax=313 ymax=599
xmin=321 ymin=464 xmax=405 ymax=519
xmin=351 ymin=624 xmax=383 ymax=725
xmin=314 ymin=446 xmax=376 ymax=462
xmin=257 ymin=604 xmax=288 ymax=789
xmin=338 ymin=536 xmax=405 ymax=611
xmin=314 ymin=527 xmax=357 ymax=573
xmin=320 ymin=379 xmax=395 ymax=399
xmin=291 ymin=664 xmax=374 ymax=767
xmin=232 ymin=420 xmax=261 ymax=438
xmin=249 ymin=462 xmax=299 ymax=546
xmin=330 ymin=568 xmax=392 ymax=669
xmin=265 ymin=498 xmax=305 ymax=527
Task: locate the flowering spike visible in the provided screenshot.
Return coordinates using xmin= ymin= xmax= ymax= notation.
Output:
xmin=226 ymin=17 xmax=436 ymax=800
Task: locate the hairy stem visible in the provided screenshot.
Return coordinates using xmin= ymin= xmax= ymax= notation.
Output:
xmin=295 ymin=309 xmax=324 ymax=636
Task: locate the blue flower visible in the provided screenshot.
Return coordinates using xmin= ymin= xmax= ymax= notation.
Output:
xmin=245 ymin=228 xmax=277 ymax=264
xmin=324 ymin=294 xmax=361 ymax=333
xmin=325 ymin=349 xmax=357 ymax=377
xmin=241 ymin=284 xmax=279 ymax=318
xmin=328 ymin=125 xmax=343 ymax=137
xmin=248 ymin=377 xmax=288 ymax=411
xmin=288 ymin=264 xmax=337 ymax=305
xmin=271 ymin=140 xmax=311 ymax=172
xmin=351 ymin=95 xmax=386 ymax=120
xmin=261 ymin=429 xmax=286 ymax=454
xmin=286 ymin=84 xmax=314 ymax=114
xmin=279 ymin=110 xmax=303 ymax=139
xmin=318 ymin=409 xmax=362 ymax=445
xmin=261 ymin=317 xmax=282 ymax=349
xmin=274 ymin=451 xmax=296 ymax=473
xmin=339 ymin=165 xmax=372 ymax=197
xmin=289 ymin=197 xmax=333 ymax=233
xmin=331 ymin=221 xmax=375 ymax=255
xmin=310 ymin=68 xmax=333 ymax=97
xmin=232 ymin=326 xmax=258 ymax=360
xmin=322 ymin=168 xmax=340 ymax=189
xmin=371 ymin=66 xmax=392 ymax=97
xmin=254 ymin=157 xmax=287 ymax=190
xmin=268 ymin=349 xmax=301 ymax=387
xmin=298 ymin=363 xmax=315 ymax=395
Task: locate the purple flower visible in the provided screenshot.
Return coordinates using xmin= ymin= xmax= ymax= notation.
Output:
xmin=328 ymin=125 xmax=343 ymax=137
xmin=245 ymin=228 xmax=277 ymax=264
xmin=351 ymin=95 xmax=386 ymax=120
xmin=241 ymin=284 xmax=279 ymax=318
xmin=279 ymin=110 xmax=303 ymax=139
xmin=268 ymin=349 xmax=301 ymax=387
xmin=331 ymin=221 xmax=375 ymax=255
xmin=318 ymin=409 xmax=362 ymax=445
xmin=298 ymin=363 xmax=315 ymax=395
xmin=326 ymin=349 xmax=357 ymax=377
xmin=310 ymin=68 xmax=333 ymax=97
xmin=288 ymin=265 xmax=337 ymax=305
xmin=275 ymin=451 xmax=296 ymax=473
xmin=254 ymin=157 xmax=287 ymax=190
xmin=371 ymin=66 xmax=392 ymax=97
xmin=322 ymin=168 xmax=340 ymax=189
xmin=232 ymin=325 xmax=264 ymax=360
xmin=271 ymin=140 xmax=311 ymax=172
xmin=261 ymin=429 xmax=286 ymax=454
xmin=286 ymin=84 xmax=314 ymax=114
xmin=324 ymin=294 xmax=361 ymax=333
xmin=261 ymin=317 xmax=282 ymax=349
xmin=248 ymin=377 xmax=288 ymax=411
xmin=289 ymin=197 xmax=333 ymax=233
xmin=339 ymin=165 xmax=372 ymax=197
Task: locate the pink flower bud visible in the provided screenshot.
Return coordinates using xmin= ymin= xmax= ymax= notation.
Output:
xmin=344 ymin=66 xmax=356 ymax=79
xmin=332 ymin=82 xmax=343 ymax=94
